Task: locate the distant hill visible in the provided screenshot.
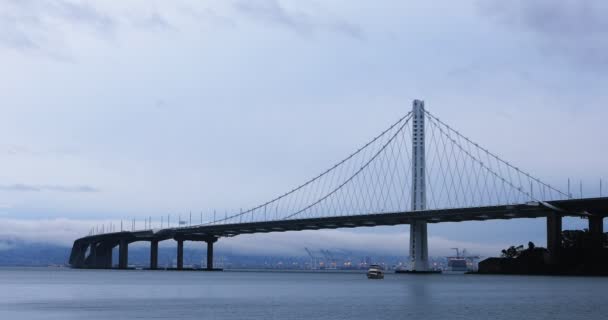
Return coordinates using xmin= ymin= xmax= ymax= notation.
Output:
xmin=0 ymin=239 xmax=410 ymax=269
xmin=0 ymin=239 xmax=70 ymax=266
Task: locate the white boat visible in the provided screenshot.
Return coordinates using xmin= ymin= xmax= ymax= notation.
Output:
xmin=367 ymin=264 xmax=384 ymax=279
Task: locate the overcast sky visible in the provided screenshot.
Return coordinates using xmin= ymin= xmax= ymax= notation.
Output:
xmin=0 ymin=0 xmax=607 ymax=256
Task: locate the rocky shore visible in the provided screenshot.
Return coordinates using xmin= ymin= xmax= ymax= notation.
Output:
xmin=477 ymin=232 xmax=608 ymax=276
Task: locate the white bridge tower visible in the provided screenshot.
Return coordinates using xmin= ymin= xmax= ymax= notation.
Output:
xmin=409 ymin=99 xmax=429 ymax=271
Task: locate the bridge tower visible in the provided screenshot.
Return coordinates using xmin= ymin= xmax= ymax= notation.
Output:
xmin=409 ymin=99 xmax=429 ymax=271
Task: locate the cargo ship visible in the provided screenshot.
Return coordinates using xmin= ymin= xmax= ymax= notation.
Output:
xmin=448 ymin=248 xmax=479 ymax=272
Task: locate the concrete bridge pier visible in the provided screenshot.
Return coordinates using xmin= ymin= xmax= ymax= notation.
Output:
xmin=409 ymin=100 xmax=429 ymax=272
xmin=547 ymin=212 xmax=562 ymax=265
xmin=205 ymin=237 xmax=218 ymax=270
xmin=589 ymin=216 xmax=604 ymax=267
xmin=176 ymin=239 xmax=184 ymax=270
xmin=119 ymin=239 xmax=129 ymax=269
xmin=150 ymin=240 xmax=159 ymax=270
xmin=85 ymin=242 xmax=114 ymax=269
xmin=409 ymin=220 xmax=429 ymax=271
xmin=85 ymin=242 xmax=98 ymax=267
xmin=95 ymin=242 xmax=114 ymax=268
xmin=70 ymin=242 xmax=89 ymax=268
xmin=589 ymin=216 xmax=604 ymax=248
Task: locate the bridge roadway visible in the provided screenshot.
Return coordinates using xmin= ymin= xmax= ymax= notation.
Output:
xmin=69 ymin=197 xmax=608 ymax=270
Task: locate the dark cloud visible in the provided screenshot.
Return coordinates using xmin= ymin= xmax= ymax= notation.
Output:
xmin=479 ymin=0 xmax=608 ymax=69
xmin=233 ymin=0 xmax=364 ymax=39
xmin=0 ymin=184 xmax=99 ymax=193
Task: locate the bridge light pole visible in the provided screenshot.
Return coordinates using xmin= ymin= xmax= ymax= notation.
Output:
xmin=409 ymin=99 xmax=429 ymax=271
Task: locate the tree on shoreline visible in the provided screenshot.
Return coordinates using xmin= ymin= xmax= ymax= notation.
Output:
xmin=501 ymin=245 xmax=524 ymax=259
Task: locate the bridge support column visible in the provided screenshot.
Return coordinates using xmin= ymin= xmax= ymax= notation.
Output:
xmin=96 ymin=242 xmax=114 ymax=269
xmin=589 ymin=216 xmax=604 ymax=248
xmin=70 ymin=242 xmax=89 ymax=268
xmin=176 ymin=239 xmax=184 ymax=270
xmin=408 ymin=100 xmax=429 ymax=272
xmin=547 ymin=213 xmax=562 ymax=265
xmin=589 ymin=216 xmax=604 ymax=265
xmin=103 ymin=249 xmax=113 ymax=268
xmin=206 ymin=238 xmax=218 ymax=271
xmin=86 ymin=242 xmax=98 ymax=268
xmin=410 ymin=221 xmax=429 ymax=271
xmin=150 ymin=240 xmax=159 ymax=270
xmin=119 ymin=239 xmax=129 ymax=269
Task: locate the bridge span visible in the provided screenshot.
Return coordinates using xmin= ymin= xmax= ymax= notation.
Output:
xmin=70 ymin=100 xmax=607 ymax=271
xmin=70 ymin=197 xmax=608 ymax=270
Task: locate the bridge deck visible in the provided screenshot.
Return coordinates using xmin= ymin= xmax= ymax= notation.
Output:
xmin=75 ymin=197 xmax=608 ymax=244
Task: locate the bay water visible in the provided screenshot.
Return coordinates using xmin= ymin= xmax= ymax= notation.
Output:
xmin=1 ymin=267 xmax=606 ymax=320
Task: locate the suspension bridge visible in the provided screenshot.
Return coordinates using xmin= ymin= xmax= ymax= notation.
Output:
xmin=70 ymin=100 xmax=608 ymax=271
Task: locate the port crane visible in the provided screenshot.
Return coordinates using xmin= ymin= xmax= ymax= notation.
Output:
xmin=321 ymin=249 xmax=337 ymax=269
xmin=304 ymin=248 xmax=319 ymax=270
xmin=450 ymin=248 xmax=480 ymax=260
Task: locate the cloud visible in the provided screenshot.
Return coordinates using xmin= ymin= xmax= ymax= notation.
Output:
xmin=233 ymin=0 xmax=364 ymax=39
xmin=0 ymin=15 xmax=39 ymax=51
xmin=128 ymin=11 xmax=173 ymax=31
xmin=0 ymin=241 xmax=15 ymax=251
xmin=0 ymin=0 xmax=363 ymax=60
xmin=0 ymin=218 xmax=98 ymax=246
xmin=0 ymin=144 xmax=80 ymax=158
xmin=219 ymin=229 xmax=504 ymax=257
xmin=44 ymin=0 xmax=115 ymax=31
xmin=0 ymin=1 xmax=177 ymax=59
xmin=0 ymin=184 xmax=99 ymax=193
xmin=480 ymin=0 xmax=608 ymax=36
xmin=478 ymin=0 xmax=608 ymax=69
xmin=0 ymin=0 xmax=116 ymax=54
xmin=177 ymin=5 xmax=236 ymax=28
xmin=1 ymin=145 xmax=37 ymax=156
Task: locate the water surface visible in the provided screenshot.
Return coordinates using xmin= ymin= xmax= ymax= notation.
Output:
xmin=0 ymin=268 xmax=606 ymax=319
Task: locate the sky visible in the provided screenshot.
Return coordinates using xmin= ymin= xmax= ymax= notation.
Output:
xmin=0 ymin=0 xmax=607 ymax=257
